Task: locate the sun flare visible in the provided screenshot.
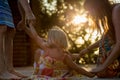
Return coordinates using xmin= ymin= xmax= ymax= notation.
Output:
xmin=72 ymin=15 xmax=88 ymax=25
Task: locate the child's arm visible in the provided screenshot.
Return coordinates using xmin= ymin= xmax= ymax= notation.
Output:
xmin=22 ymin=24 xmax=46 ymax=49
xmin=64 ymin=54 xmax=95 ymax=78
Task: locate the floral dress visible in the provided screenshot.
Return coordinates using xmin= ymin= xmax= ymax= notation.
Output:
xmin=32 ymin=50 xmax=81 ymax=80
xmin=97 ymin=35 xmax=120 ymax=78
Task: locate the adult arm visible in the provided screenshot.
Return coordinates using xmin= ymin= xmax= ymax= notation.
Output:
xmin=101 ymin=4 xmax=120 ymax=69
xmin=91 ymin=4 xmax=120 ymax=73
xmin=18 ymin=0 xmax=35 ymax=20
xmin=68 ymin=40 xmax=100 ymax=60
xmin=65 ymin=51 xmax=79 ymax=60
xmin=78 ymin=40 xmax=100 ymax=57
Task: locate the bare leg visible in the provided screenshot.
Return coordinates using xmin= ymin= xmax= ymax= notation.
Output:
xmin=0 ymin=25 xmax=6 ymax=74
xmin=0 ymin=25 xmax=21 ymax=79
xmin=4 ymin=27 xmax=27 ymax=78
xmin=4 ymin=27 xmax=15 ymax=73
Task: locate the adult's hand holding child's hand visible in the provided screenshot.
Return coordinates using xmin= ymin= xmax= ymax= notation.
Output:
xmin=91 ymin=65 xmax=105 ymax=73
xmin=17 ymin=14 xmax=36 ymax=31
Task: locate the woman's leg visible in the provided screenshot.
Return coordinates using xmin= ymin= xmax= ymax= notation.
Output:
xmin=4 ymin=27 xmax=27 ymax=78
xmin=0 ymin=25 xmax=7 ymax=74
xmin=4 ymin=27 xmax=15 ymax=72
xmin=0 ymin=25 xmax=20 ymax=79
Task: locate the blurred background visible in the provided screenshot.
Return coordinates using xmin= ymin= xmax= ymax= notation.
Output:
xmin=11 ymin=0 xmax=120 ymax=67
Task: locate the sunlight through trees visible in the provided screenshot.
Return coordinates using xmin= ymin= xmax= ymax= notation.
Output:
xmin=30 ymin=0 xmax=119 ymax=64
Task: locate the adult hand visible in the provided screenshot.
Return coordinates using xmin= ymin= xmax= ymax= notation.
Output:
xmin=90 ymin=65 xmax=117 ymax=78
xmin=90 ymin=65 xmax=105 ymax=73
xmin=17 ymin=14 xmax=36 ymax=31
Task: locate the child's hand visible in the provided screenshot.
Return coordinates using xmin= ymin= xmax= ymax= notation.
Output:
xmin=25 ymin=11 xmax=35 ymax=21
xmin=27 ymin=19 xmax=35 ymax=27
xmin=17 ymin=17 xmax=35 ymax=31
xmin=26 ymin=12 xmax=36 ymax=26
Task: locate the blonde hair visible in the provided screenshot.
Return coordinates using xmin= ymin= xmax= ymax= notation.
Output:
xmin=47 ymin=26 xmax=69 ymax=50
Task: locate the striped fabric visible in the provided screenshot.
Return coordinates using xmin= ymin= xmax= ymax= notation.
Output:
xmin=0 ymin=0 xmax=14 ymax=28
